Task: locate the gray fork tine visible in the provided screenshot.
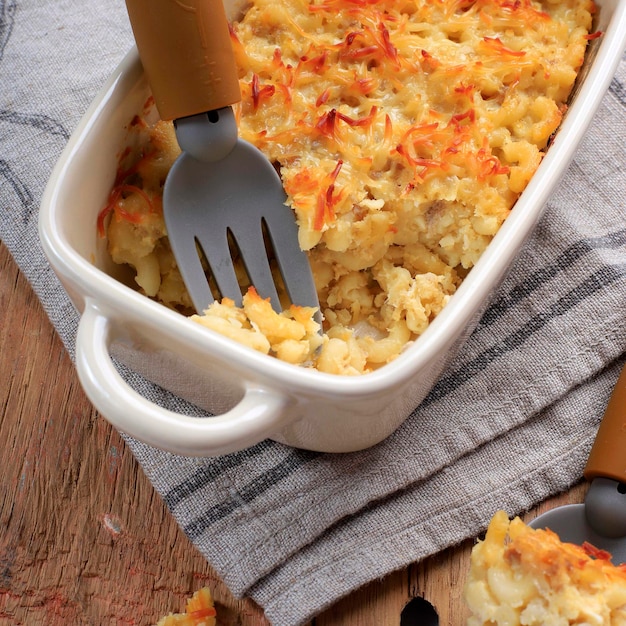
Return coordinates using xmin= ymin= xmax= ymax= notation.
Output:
xmin=231 ymin=221 xmax=281 ymax=311
xmin=265 ymin=214 xmax=319 ymax=312
xmin=196 ymin=229 xmax=243 ymax=308
xmin=165 ymin=227 xmax=214 ymax=314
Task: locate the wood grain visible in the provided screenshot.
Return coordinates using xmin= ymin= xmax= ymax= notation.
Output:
xmin=0 ymin=241 xmax=585 ymax=625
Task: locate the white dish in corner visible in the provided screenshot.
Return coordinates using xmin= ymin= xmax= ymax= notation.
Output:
xmin=39 ymin=1 xmax=626 ymax=456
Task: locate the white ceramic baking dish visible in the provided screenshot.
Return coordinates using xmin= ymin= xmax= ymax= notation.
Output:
xmin=39 ymin=1 xmax=626 ymax=457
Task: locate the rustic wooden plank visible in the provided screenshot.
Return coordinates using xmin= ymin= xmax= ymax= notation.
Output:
xmin=0 ymin=240 xmax=585 ymax=625
xmin=0 ymin=242 xmax=268 ymax=625
xmin=316 ymin=570 xmax=409 ymax=626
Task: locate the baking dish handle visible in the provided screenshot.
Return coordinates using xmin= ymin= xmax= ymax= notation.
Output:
xmin=75 ymin=300 xmax=292 ymax=457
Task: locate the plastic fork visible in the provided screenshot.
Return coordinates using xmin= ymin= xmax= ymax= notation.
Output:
xmin=125 ymin=0 xmax=319 ymax=314
xmin=529 ymin=362 xmax=626 ymax=563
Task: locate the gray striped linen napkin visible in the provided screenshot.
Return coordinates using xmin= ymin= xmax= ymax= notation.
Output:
xmin=1 ymin=2 xmax=625 ymax=625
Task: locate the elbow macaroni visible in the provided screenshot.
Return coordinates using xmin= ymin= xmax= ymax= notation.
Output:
xmin=100 ymin=0 xmax=595 ymax=375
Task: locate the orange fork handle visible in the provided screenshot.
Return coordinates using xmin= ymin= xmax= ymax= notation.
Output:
xmin=125 ymin=0 xmax=241 ymax=121
xmin=584 ymin=362 xmax=626 ymax=484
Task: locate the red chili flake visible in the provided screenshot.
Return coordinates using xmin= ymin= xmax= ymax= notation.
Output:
xmin=142 ymin=96 xmax=155 ymax=114
xmin=395 ymin=139 xmax=443 ymax=177
xmin=251 ymin=74 xmax=276 ymax=111
xmin=97 ymin=188 xmax=121 ymax=237
xmin=345 ymin=31 xmax=364 ymax=46
xmin=341 ymin=44 xmax=379 ymax=60
xmin=500 ymin=0 xmax=550 ymax=20
xmin=420 ymin=49 xmax=440 ymax=71
xmin=251 ymin=74 xmax=260 ymax=110
xmin=378 ymin=24 xmax=398 ymax=63
xmin=351 ymin=77 xmax=376 ymax=95
xmin=454 ymin=82 xmax=475 ymax=97
xmin=402 ymin=182 xmax=416 ymax=196
xmin=336 ymin=107 xmax=377 ymax=128
xmin=316 ymin=108 xmax=337 ymax=138
xmin=329 ymin=159 xmax=343 ymax=183
xmin=450 ymin=109 xmax=476 ymax=127
xmin=314 ymin=160 xmax=343 ymax=230
xmin=476 ymin=147 xmax=510 ymax=178
xmin=272 ymin=48 xmax=284 ymax=68
xmin=284 ymin=168 xmax=319 ymax=196
xmin=96 ymin=184 xmax=154 ymax=237
xmin=325 ymin=184 xmax=335 ymax=206
xmin=301 ymin=50 xmax=328 ymax=73
xmin=583 ymin=542 xmax=613 ymax=561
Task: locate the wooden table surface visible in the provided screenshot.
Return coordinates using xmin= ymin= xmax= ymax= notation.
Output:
xmin=0 ymin=240 xmax=586 ymax=625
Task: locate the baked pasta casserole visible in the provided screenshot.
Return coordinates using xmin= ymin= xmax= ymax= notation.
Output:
xmin=101 ymin=0 xmax=597 ymax=375
xmin=465 ymin=511 xmax=626 ymax=625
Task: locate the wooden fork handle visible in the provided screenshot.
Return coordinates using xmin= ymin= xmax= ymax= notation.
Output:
xmin=584 ymin=362 xmax=626 ymax=484
xmin=125 ymin=0 xmax=241 ymax=121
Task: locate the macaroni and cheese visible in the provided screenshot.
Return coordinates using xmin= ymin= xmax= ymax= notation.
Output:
xmin=101 ymin=0 xmax=596 ymax=375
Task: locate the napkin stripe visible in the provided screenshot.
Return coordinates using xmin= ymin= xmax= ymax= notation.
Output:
xmin=421 ymin=262 xmax=626 ymax=408
xmin=163 ymin=441 xmax=276 ymax=509
xmin=0 ymin=159 xmax=33 ymax=211
xmin=183 ymin=450 xmax=322 ymax=539
xmin=479 ymin=228 xmax=626 ymax=328
xmin=0 ymin=110 xmax=69 ymax=140
xmin=610 ymin=74 xmax=625 ymax=107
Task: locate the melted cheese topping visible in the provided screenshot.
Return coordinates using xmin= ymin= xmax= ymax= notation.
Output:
xmin=102 ymin=0 xmax=595 ymax=375
xmin=465 ymin=511 xmax=626 ymax=625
